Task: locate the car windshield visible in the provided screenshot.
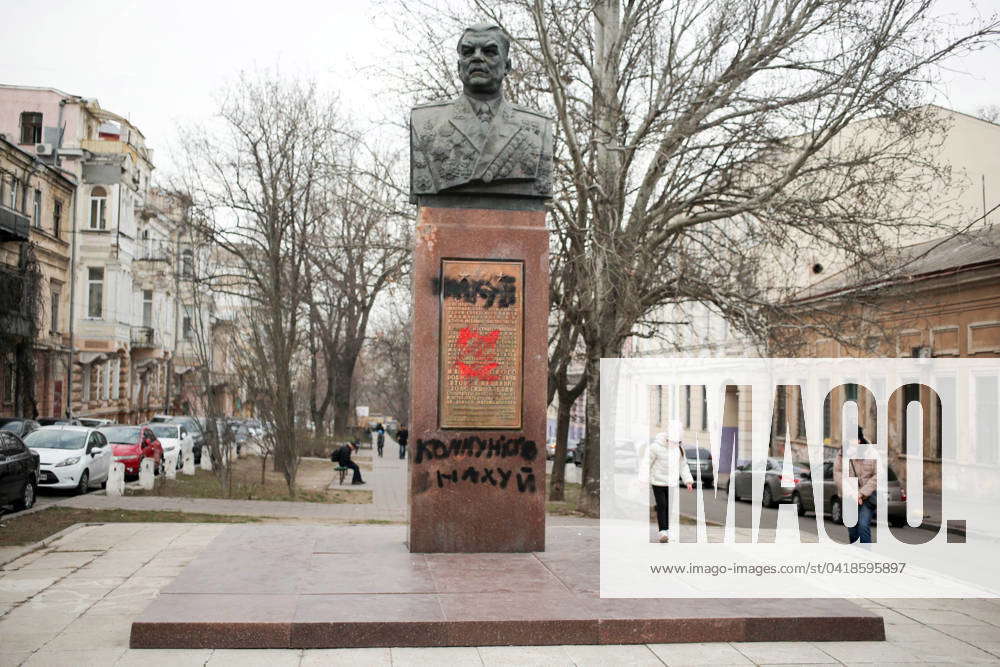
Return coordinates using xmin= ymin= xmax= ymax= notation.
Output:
xmin=25 ymin=429 xmax=86 ymax=450
xmin=100 ymin=426 xmax=140 ymax=444
xmin=0 ymin=420 xmax=23 ymax=432
xmin=37 ymin=419 xmax=69 ymax=425
xmin=149 ymin=425 xmax=179 ymax=439
xmin=684 ymin=447 xmax=711 ymax=459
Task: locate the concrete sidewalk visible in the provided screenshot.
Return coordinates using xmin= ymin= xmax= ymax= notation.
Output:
xmin=2 ymin=521 xmax=1000 ymax=665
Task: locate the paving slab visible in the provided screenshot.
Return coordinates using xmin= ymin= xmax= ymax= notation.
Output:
xmin=129 ymin=524 xmax=884 ymax=649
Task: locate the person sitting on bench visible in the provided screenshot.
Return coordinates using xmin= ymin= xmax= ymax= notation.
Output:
xmin=331 ymin=441 xmax=364 ymax=485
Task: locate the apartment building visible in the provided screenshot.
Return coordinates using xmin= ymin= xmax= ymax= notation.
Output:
xmin=0 ymin=85 xmax=154 ymax=421
xmin=0 ymin=135 xmax=75 ymax=419
xmin=634 ymin=105 xmax=1000 ymax=473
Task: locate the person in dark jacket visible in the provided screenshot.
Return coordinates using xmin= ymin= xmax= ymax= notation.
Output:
xmin=332 ymin=442 xmax=364 ymax=485
xmin=376 ymin=423 xmax=385 ymax=457
xmin=397 ymin=426 xmax=409 ymax=460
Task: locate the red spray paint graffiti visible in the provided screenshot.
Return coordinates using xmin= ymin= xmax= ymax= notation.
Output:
xmin=454 ymin=327 xmax=501 ymax=382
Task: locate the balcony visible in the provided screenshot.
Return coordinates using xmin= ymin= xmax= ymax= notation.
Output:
xmin=0 ymin=205 xmax=30 ymax=243
xmin=130 ymin=326 xmax=159 ymax=349
xmin=137 ymin=239 xmax=171 ymax=261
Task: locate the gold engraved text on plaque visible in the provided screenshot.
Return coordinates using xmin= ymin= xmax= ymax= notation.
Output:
xmin=439 ymin=260 xmax=524 ymax=429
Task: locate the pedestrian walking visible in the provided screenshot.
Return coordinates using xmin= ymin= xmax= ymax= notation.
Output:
xmin=648 ymin=419 xmax=694 ymax=543
xmin=835 ymin=426 xmax=877 ymax=544
xmin=376 ymin=422 xmax=385 ymax=457
xmin=331 ymin=441 xmax=365 ymax=485
xmin=397 ymin=426 xmax=409 ymax=460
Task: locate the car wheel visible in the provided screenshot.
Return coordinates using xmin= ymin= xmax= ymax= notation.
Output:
xmin=14 ymin=479 xmax=36 ymax=510
xmin=762 ymin=484 xmax=774 ymax=508
xmin=831 ymin=497 xmax=843 ymax=525
xmin=889 ymin=517 xmax=906 ymax=528
xmin=76 ymin=470 xmax=90 ymax=495
xmin=792 ymin=492 xmax=805 ymax=516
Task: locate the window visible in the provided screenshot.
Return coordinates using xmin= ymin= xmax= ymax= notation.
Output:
xmin=701 ymin=386 xmax=708 ymax=431
xmin=20 ymin=112 xmax=42 ymax=145
xmin=181 ymin=248 xmax=194 ymax=278
xmin=900 ymin=383 xmax=921 ymax=455
xmin=684 ymin=385 xmax=692 ymax=429
xmin=656 ymin=385 xmax=662 ymax=425
xmin=796 ymin=387 xmax=807 ymax=439
xmin=3 ymin=356 xmax=14 ymax=403
xmin=89 ymin=186 xmax=107 ymax=229
xmin=87 ymin=267 xmax=104 ymax=318
xmin=82 ymin=365 xmax=91 ymax=402
xmin=53 ymin=199 xmax=62 ymax=238
xmin=50 ymin=285 xmax=60 ymax=333
xmin=845 ymin=383 xmax=858 ymax=401
xmin=33 ymin=189 xmax=41 ymax=228
xmin=112 ymin=359 xmax=120 ymax=400
xmin=10 ymin=177 xmax=19 ymax=209
xmin=774 ymin=385 xmax=787 ymax=436
xmin=142 ymin=290 xmax=153 ymax=327
xmin=182 ymin=305 xmax=194 ymax=341
xmin=103 ymin=362 xmax=111 ymax=401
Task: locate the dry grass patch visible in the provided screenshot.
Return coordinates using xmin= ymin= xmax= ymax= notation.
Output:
xmin=128 ymin=456 xmax=372 ymax=504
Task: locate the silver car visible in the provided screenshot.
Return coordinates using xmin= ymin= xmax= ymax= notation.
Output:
xmin=726 ymin=457 xmax=810 ymax=508
xmin=794 ymin=460 xmax=907 ymax=527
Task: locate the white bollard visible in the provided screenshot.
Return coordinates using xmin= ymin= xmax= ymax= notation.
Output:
xmin=139 ymin=458 xmax=155 ymax=490
xmin=106 ymin=462 xmax=125 ymax=496
xmin=165 ymin=451 xmax=178 ymax=479
xmin=201 ymin=451 xmax=213 ymax=471
xmin=182 ymin=451 xmax=195 ymax=475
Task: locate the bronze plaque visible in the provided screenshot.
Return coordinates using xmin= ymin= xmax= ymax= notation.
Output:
xmin=439 ymin=259 xmax=524 ymax=429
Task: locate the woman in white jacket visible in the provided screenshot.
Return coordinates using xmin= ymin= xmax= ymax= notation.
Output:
xmin=649 ymin=420 xmax=695 ymax=543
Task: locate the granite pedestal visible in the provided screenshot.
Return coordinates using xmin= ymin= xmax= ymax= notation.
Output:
xmin=129 ymin=523 xmax=885 ymax=648
xmin=407 ymin=199 xmax=549 ymax=553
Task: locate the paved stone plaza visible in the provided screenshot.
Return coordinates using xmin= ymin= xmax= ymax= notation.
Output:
xmin=2 ymin=451 xmax=1000 ymax=664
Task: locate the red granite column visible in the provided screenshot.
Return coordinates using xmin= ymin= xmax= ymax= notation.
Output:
xmin=408 ymin=203 xmax=548 ymax=553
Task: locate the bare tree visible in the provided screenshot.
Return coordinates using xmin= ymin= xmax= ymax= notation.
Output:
xmin=174 ymin=71 xmax=342 ymax=494
xmin=305 ymin=146 xmax=411 ymax=438
xmin=390 ymin=0 xmax=999 ymax=514
xmin=354 ymin=295 xmax=412 ymax=426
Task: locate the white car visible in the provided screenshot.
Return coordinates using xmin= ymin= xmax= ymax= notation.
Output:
xmin=24 ymin=426 xmax=113 ymax=494
xmin=147 ymin=423 xmax=193 ymax=469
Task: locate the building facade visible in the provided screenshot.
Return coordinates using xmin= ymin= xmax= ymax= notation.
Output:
xmin=0 ymin=135 xmax=75 ymax=419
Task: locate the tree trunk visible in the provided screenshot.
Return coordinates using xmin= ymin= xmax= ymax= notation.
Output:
xmin=548 ymin=394 xmax=573 ymax=501
xmin=331 ymin=360 xmax=354 ymax=438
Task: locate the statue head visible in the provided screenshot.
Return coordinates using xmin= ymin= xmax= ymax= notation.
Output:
xmin=456 ymin=23 xmax=512 ymax=98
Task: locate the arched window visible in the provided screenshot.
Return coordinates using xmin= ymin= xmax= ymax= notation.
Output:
xmin=181 ymin=248 xmax=194 ymax=278
xmin=89 ymin=186 xmax=107 ymax=230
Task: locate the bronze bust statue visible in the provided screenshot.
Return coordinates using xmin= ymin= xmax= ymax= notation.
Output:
xmin=410 ymin=23 xmax=553 ymax=203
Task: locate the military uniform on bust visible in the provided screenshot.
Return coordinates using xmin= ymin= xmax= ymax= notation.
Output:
xmin=410 ymin=95 xmax=553 ymax=202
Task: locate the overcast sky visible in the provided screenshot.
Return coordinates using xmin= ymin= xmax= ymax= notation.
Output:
xmin=2 ymin=0 xmax=998 ymax=181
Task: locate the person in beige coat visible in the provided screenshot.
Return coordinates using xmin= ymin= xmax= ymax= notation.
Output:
xmin=834 ymin=427 xmax=878 ymax=543
xmin=649 ymin=419 xmax=695 ymax=543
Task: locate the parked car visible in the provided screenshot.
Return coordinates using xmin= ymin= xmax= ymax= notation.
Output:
xmin=795 ymin=459 xmax=907 ymax=527
xmin=684 ymin=446 xmax=715 ymax=487
xmin=0 ymin=430 xmax=40 ymax=510
xmin=25 ymin=426 xmax=112 ymax=494
xmin=169 ymin=416 xmax=205 ymax=463
xmin=99 ymin=425 xmax=164 ymax=478
xmin=150 ymin=414 xmax=173 ymax=423
xmin=78 ymin=417 xmax=114 ymax=428
xmin=726 ymin=457 xmax=810 ymax=508
xmin=0 ymin=418 xmax=41 ymax=439
xmin=147 ymin=423 xmax=193 ymax=469
xmin=36 ymin=417 xmax=82 ymax=426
